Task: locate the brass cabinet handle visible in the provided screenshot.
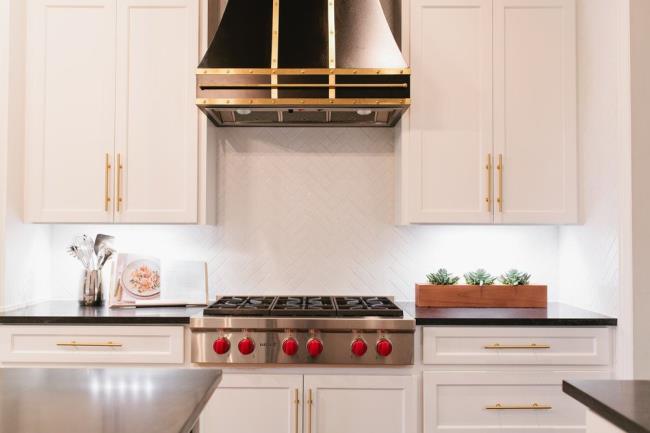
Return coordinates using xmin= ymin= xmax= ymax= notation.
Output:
xmin=496 ymin=153 xmax=503 ymax=212
xmin=486 ymin=403 xmax=552 ymax=410
xmin=485 ymin=153 xmax=492 ymax=211
xmin=116 ymin=153 xmax=124 ymax=212
xmin=104 ymin=153 xmax=112 ymax=211
xmin=293 ymin=389 xmax=300 ymax=433
xmin=56 ymin=341 xmax=122 ymax=348
xmin=484 ymin=343 xmax=550 ymax=349
xmin=307 ymin=389 xmax=313 ymax=433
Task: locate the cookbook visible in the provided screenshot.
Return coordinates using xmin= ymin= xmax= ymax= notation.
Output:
xmin=109 ymin=253 xmax=208 ymax=307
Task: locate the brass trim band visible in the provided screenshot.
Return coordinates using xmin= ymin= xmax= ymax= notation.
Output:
xmin=271 ymin=0 xmax=280 ymax=98
xmin=328 ymin=0 xmax=336 ymax=98
xmin=197 ymin=68 xmax=411 ymax=75
xmin=200 ymin=83 xmax=408 ymax=89
xmin=197 ymin=98 xmax=410 ymax=106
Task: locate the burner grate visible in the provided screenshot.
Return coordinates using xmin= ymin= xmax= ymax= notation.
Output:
xmin=334 ymin=296 xmax=403 ymax=317
xmin=204 ymin=296 xmax=276 ymax=316
xmin=272 ymin=296 xmax=337 ymax=317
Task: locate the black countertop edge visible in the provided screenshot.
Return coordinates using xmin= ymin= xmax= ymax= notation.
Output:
xmin=414 ymin=317 xmax=617 ymax=326
xmin=563 ymin=380 xmax=650 ymax=433
xmin=0 ymin=316 xmax=193 ymax=325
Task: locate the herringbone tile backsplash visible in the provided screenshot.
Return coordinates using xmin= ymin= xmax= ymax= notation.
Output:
xmin=50 ymin=128 xmax=559 ymax=301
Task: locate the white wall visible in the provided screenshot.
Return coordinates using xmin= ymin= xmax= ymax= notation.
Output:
xmin=49 ymin=127 xmax=559 ymax=301
xmin=0 ymin=0 xmax=10 ymax=308
xmin=630 ymin=0 xmax=650 ymax=380
xmin=557 ymin=0 xmax=632 ymax=376
xmin=0 ymin=0 xmax=51 ymax=311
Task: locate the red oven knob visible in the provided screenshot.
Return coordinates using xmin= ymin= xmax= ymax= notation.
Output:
xmin=212 ymin=337 xmax=231 ymax=355
xmin=238 ymin=337 xmax=255 ymax=355
xmin=351 ymin=338 xmax=368 ymax=357
xmin=282 ymin=337 xmax=299 ymax=356
xmin=306 ymin=338 xmax=323 ymax=358
xmin=376 ymin=338 xmax=393 ymax=357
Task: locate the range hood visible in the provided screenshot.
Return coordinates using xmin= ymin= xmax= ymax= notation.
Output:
xmin=196 ymin=0 xmax=410 ymax=127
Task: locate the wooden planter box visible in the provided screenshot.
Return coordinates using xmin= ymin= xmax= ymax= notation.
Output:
xmin=415 ymin=284 xmax=547 ymax=308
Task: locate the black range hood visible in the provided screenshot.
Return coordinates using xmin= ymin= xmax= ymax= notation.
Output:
xmin=196 ymin=0 xmax=410 ymax=127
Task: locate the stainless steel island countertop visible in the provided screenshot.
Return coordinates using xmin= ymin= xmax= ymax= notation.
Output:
xmin=0 ymin=368 xmax=222 ymax=433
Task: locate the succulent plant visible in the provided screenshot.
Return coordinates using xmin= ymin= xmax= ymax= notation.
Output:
xmin=498 ymin=269 xmax=531 ymax=286
xmin=426 ymin=268 xmax=460 ymax=285
xmin=463 ymin=268 xmax=496 ymax=286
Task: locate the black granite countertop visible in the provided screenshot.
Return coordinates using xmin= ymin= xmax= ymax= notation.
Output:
xmin=400 ymin=302 xmax=617 ymax=326
xmin=0 ymin=368 xmax=222 ymax=433
xmin=0 ymin=300 xmax=204 ymax=324
xmin=563 ymin=380 xmax=650 ymax=433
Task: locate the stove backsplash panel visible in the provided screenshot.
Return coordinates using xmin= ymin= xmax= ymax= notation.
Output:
xmin=49 ymin=127 xmax=559 ymax=301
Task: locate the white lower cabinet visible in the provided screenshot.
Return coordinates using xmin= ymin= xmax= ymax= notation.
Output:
xmin=304 ymin=375 xmax=417 ymax=433
xmin=423 ymin=370 xmax=610 ymax=433
xmin=200 ymin=374 xmax=303 ymax=433
xmin=200 ymin=374 xmax=416 ymax=433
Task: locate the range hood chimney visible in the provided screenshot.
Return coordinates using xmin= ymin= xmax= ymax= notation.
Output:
xmin=196 ymin=0 xmax=410 ymax=127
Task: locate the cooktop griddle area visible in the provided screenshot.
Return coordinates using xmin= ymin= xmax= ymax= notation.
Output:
xmin=204 ymin=296 xmax=402 ymax=317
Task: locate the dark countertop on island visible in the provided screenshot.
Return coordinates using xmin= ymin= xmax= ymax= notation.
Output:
xmin=400 ymin=302 xmax=617 ymax=326
xmin=0 ymin=368 xmax=222 ymax=433
xmin=563 ymin=380 xmax=650 ymax=433
xmin=0 ymin=300 xmax=204 ymax=324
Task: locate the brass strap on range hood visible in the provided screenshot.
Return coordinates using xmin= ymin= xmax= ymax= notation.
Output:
xmin=271 ymin=0 xmax=280 ymax=99
xmin=328 ymin=0 xmax=336 ymax=98
xmin=197 ymin=68 xmax=411 ymax=75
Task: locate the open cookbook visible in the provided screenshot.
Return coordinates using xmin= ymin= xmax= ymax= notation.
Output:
xmin=109 ymin=253 xmax=208 ymax=307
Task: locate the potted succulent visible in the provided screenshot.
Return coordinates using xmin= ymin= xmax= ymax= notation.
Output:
xmin=416 ymin=268 xmax=547 ymax=308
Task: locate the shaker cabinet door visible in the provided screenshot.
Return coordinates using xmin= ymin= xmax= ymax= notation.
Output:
xmin=408 ymin=0 xmax=493 ymax=223
xmin=24 ymin=0 xmax=116 ymax=223
xmin=114 ymin=0 xmax=198 ymax=223
xmin=303 ymin=374 xmax=417 ymax=433
xmin=200 ymin=374 xmax=303 ymax=433
xmin=493 ymin=0 xmax=577 ymax=223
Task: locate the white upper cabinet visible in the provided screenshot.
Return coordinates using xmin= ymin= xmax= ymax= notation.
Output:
xmin=24 ymin=0 xmax=116 ymax=223
xmin=409 ymin=0 xmax=493 ymax=223
xmin=115 ymin=0 xmax=198 ymax=223
xmin=493 ymin=0 xmax=577 ymax=223
xmin=405 ymin=0 xmax=577 ymax=224
xmin=24 ymin=0 xmax=199 ymax=223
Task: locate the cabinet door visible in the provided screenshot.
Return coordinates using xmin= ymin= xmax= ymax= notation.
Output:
xmin=114 ymin=0 xmax=198 ymax=223
xmin=409 ymin=0 xmax=493 ymax=223
xmin=200 ymin=374 xmax=302 ymax=433
xmin=24 ymin=0 xmax=116 ymax=223
xmin=304 ymin=374 xmax=416 ymax=433
xmin=493 ymin=0 xmax=577 ymax=223
xmin=424 ymin=370 xmax=610 ymax=433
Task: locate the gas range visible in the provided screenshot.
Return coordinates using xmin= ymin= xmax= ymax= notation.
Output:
xmin=190 ymin=296 xmax=415 ymax=366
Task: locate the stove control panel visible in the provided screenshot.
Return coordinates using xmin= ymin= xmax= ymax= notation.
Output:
xmin=193 ymin=330 xmax=413 ymax=365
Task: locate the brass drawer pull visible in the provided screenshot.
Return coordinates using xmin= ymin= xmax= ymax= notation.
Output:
xmin=56 ymin=341 xmax=122 ymax=348
xmin=486 ymin=153 xmax=492 ymax=210
xmin=496 ymin=153 xmax=503 ymax=212
xmin=485 ymin=343 xmax=550 ymax=349
xmin=116 ymin=154 xmax=124 ymax=212
xmin=486 ymin=403 xmax=552 ymax=410
xmin=104 ymin=153 xmax=112 ymax=211
xmin=293 ymin=388 xmax=300 ymax=433
xmin=307 ymin=389 xmax=313 ymax=433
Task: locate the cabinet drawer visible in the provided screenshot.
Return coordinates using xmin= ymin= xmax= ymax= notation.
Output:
xmin=0 ymin=325 xmax=184 ymax=364
xmin=422 ymin=327 xmax=611 ymax=365
xmin=424 ymin=370 xmax=610 ymax=433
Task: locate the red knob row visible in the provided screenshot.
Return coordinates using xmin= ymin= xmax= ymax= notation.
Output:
xmin=213 ymin=336 xmax=392 ymax=357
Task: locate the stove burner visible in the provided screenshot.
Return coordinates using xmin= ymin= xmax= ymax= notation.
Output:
xmin=204 ymin=296 xmax=403 ymax=317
